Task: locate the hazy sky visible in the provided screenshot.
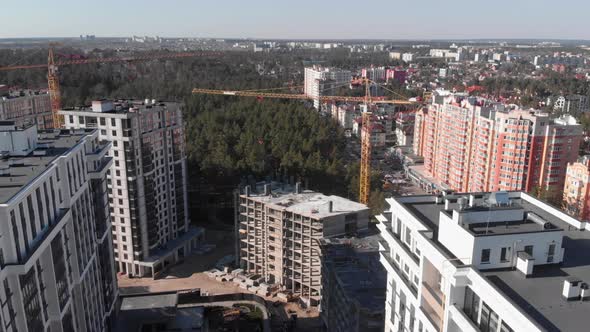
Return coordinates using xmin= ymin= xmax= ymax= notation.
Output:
xmin=2 ymin=0 xmax=589 ymax=40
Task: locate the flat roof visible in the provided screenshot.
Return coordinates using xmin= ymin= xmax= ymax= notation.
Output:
xmin=120 ymin=293 xmax=178 ymax=311
xmin=60 ymin=99 xmax=180 ymax=115
xmin=321 ymin=232 xmax=386 ymax=311
xmin=393 ymin=193 xmax=590 ymax=332
xmin=0 ymin=130 xmax=93 ymax=204
xmin=482 ymin=219 xmax=590 ymax=332
xmin=243 ymin=181 xmax=368 ymax=218
xmin=401 ymin=195 xmax=562 ymax=237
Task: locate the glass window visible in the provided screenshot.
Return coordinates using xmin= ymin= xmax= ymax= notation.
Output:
xmin=489 ymin=310 xmax=499 ymax=332
xmin=524 ymin=245 xmax=534 ymax=256
xmin=480 ymin=303 xmax=491 ymax=332
xmin=481 ymin=249 xmax=491 ymax=263
xmin=500 ymin=247 xmax=509 ymax=262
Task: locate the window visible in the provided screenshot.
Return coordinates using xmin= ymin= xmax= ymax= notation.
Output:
xmin=464 ymin=286 xmax=480 ymax=323
xmin=100 ymin=118 xmax=106 ymax=126
xmin=481 ymin=249 xmax=491 ymax=264
xmin=524 ymin=245 xmax=534 ymax=256
xmin=500 ymin=247 xmax=509 ymax=262
xmin=26 ymin=196 xmax=37 ymax=239
xmin=111 ymin=118 xmax=116 ymax=126
xmin=79 ymin=116 xmax=85 ymax=124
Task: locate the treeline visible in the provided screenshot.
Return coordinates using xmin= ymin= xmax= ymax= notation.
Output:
xmin=0 ymin=47 xmax=389 ymax=219
xmin=184 ymin=95 xmax=359 ymax=197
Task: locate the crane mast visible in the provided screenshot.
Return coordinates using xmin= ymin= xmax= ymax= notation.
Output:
xmin=47 ymin=46 xmax=63 ymax=128
xmin=359 ymin=79 xmax=372 ymax=205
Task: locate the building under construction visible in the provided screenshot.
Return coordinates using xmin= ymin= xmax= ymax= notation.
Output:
xmin=236 ymin=181 xmax=369 ymax=305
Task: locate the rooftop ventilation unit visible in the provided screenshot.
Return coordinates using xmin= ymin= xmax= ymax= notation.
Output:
xmin=489 ymin=191 xmax=510 ymax=206
xmin=563 ymin=278 xmax=582 ymax=300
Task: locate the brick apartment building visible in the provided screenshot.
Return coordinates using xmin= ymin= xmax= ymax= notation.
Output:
xmin=563 ymin=155 xmax=590 ymax=221
xmin=413 ymin=90 xmax=582 ymax=196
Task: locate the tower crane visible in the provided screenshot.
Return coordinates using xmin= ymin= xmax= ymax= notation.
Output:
xmin=192 ymin=78 xmax=418 ymax=205
xmin=0 ymin=45 xmax=219 ymax=128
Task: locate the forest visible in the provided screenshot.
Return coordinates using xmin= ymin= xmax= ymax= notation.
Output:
xmin=0 ymin=47 xmax=386 ymax=223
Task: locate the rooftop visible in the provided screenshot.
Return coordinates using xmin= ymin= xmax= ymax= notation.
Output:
xmin=242 ymin=181 xmax=368 ymax=218
xmin=0 ymin=130 xmax=92 ymax=203
xmin=59 ymin=99 xmax=179 ymax=115
xmin=320 ymin=231 xmax=387 ymax=311
xmin=401 ymin=193 xmax=564 ymax=237
xmin=390 ymin=192 xmax=590 ymax=332
xmin=482 ymin=210 xmax=590 ymax=332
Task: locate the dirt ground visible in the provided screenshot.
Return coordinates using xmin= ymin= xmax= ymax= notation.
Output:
xmin=118 ymin=227 xmax=322 ymax=331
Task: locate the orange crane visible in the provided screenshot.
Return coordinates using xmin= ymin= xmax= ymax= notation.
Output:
xmin=192 ymin=79 xmax=417 ymax=205
xmin=0 ymin=45 xmax=219 ymax=128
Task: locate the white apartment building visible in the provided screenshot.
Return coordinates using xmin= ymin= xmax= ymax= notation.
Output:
xmin=0 ymin=122 xmax=118 ymax=331
xmin=304 ymin=66 xmax=352 ymax=109
xmin=377 ymin=190 xmax=590 ymax=332
xmin=402 ymin=53 xmax=415 ymax=63
xmin=552 ymin=95 xmax=589 ymax=116
xmin=60 ymin=99 xmax=203 ymax=278
xmin=237 ymin=182 xmax=369 ymax=306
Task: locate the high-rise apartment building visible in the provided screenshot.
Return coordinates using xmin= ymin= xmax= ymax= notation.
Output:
xmin=377 ymin=191 xmax=590 ymax=332
xmin=60 ymin=99 xmax=203 ymax=278
xmin=0 ymin=122 xmax=118 ymax=331
xmin=304 ymin=66 xmax=352 ymax=109
xmin=237 ymin=182 xmax=369 ymax=305
xmin=413 ymin=90 xmax=582 ymax=195
xmin=563 ymin=155 xmax=590 ymax=221
xmin=0 ymin=91 xmax=53 ymax=130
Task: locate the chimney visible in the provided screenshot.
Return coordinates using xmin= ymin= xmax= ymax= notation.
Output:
xmin=245 ymin=185 xmax=251 ymax=197
xmin=328 ymin=201 xmax=333 ymax=213
xmin=264 ymin=184 xmax=271 ymax=196
xmin=444 ymin=199 xmax=451 ymax=210
xmin=469 ymin=194 xmax=476 ymax=207
xmin=295 ymin=182 xmax=302 ymax=194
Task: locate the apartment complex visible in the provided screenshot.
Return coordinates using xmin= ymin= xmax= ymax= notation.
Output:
xmin=0 ymin=122 xmax=118 ymax=331
xmin=563 ymin=155 xmax=590 ymax=221
xmin=319 ymin=235 xmax=386 ymax=332
xmin=377 ymin=190 xmax=590 ymax=332
xmin=551 ymin=94 xmax=589 ymax=116
xmin=60 ymin=99 xmax=203 ymax=278
xmin=395 ymin=110 xmax=416 ymax=147
xmin=413 ymin=90 xmax=582 ymax=195
xmin=304 ymin=66 xmax=352 ymax=109
xmin=237 ymin=182 xmax=369 ymax=305
xmin=0 ymin=91 xmax=53 ymax=130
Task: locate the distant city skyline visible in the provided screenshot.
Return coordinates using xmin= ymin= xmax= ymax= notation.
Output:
xmin=3 ymin=0 xmax=590 ymax=40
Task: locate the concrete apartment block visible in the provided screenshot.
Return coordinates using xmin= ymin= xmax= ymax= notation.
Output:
xmin=236 ymin=182 xmax=369 ymax=305
xmin=0 ymin=122 xmax=118 ymax=331
xmin=60 ymin=99 xmax=203 ymax=278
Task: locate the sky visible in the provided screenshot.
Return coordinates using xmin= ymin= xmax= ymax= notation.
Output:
xmin=2 ymin=0 xmax=590 ymax=40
